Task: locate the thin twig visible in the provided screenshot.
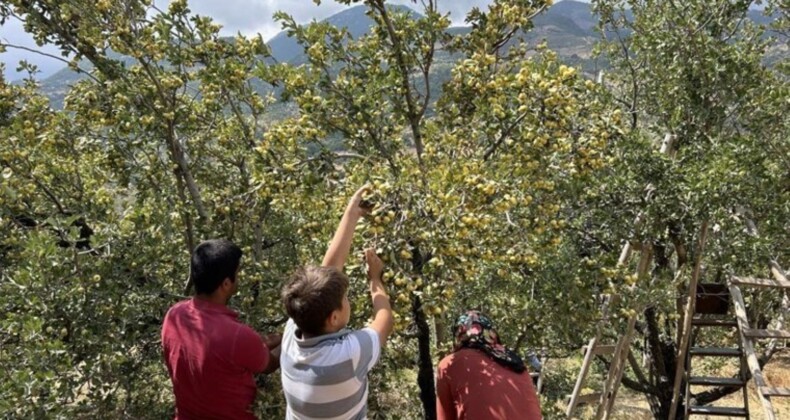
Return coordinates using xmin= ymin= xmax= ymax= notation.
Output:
xmin=0 ymin=41 xmax=100 ymax=83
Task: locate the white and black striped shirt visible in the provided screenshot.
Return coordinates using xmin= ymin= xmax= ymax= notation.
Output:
xmin=280 ymin=319 xmax=380 ymax=420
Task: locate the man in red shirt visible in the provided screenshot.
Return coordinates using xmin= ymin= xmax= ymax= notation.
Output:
xmin=161 ymin=239 xmax=281 ymax=419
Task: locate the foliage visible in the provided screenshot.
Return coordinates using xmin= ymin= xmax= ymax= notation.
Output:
xmin=1 ymin=0 xmax=294 ymax=416
xmin=588 ymin=0 xmax=789 ymax=416
xmin=0 ymin=0 xmax=787 ymax=418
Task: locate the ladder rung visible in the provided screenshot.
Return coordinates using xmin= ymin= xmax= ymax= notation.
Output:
xmin=688 ymin=376 xmax=745 ymax=387
xmin=572 ymin=392 xmax=602 ymax=405
xmin=731 ymin=276 xmax=790 ymax=289
xmin=761 ymin=386 xmax=790 ymax=397
xmin=688 ymin=406 xmax=748 ymax=417
xmin=744 ymin=328 xmax=790 ymax=339
xmin=689 ymin=347 xmax=742 ymax=357
xmin=582 ymin=344 xmax=617 ymax=355
xmin=691 ymin=318 xmax=737 ymax=328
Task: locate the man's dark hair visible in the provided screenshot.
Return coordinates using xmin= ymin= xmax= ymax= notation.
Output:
xmin=281 ymin=266 xmax=349 ymax=336
xmin=191 ymin=239 xmax=243 ymax=295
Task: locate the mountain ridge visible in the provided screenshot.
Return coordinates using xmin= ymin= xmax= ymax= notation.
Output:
xmin=29 ymin=1 xmax=784 ymax=108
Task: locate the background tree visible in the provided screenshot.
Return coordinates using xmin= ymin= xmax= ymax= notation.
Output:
xmin=1 ymin=0 xmax=297 ymax=416
xmin=587 ymin=0 xmax=790 ymax=416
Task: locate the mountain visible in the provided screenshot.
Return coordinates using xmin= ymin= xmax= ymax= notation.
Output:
xmin=30 ymin=1 xmax=785 ymax=108
xmin=267 ymin=4 xmax=420 ymax=64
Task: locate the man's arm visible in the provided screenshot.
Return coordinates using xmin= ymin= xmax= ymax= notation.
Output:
xmin=322 ymin=185 xmax=370 ymax=270
xmin=364 ymin=248 xmax=393 ymax=347
xmin=261 ymin=334 xmax=282 ymax=374
xmin=262 ymin=345 xmax=281 ymax=374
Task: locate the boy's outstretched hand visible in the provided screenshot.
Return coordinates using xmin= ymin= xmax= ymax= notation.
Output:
xmin=365 ymin=248 xmax=384 ymax=281
xmin=347 ymin=184 xmax=373 ymax=220
xmin=323 ymin=184 xmax=373 ymax=270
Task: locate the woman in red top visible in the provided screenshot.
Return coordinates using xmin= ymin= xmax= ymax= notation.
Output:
xmin=436 ymin=311 xmax=542 ymax=420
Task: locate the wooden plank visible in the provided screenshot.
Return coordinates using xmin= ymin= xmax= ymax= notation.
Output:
xmin=761 ymin=387 xmax=790 ymax=397
xmin=617 ymin=242 xmax=633 ymax=266
xmin=688 ymin=406 xmax=748 ymax=417
xmin=576 ymin=392 xmax=603 ymax=405
xmin=766 ymin=260 xmax=789 ymax=360
xmin=688 ymin=376 xmax=745 ymax=387
xmin=566 ymin=337 xmax=598 ymax=417
xmin=731 ymin=276 xmax=790 ymax=289
xmin=668 ymin=222 xmax=708 ymax=420
xmin=730 ymin=284 xmax=776 ymax=420
xmin=596 ymin=247 xmax=652 ymax=420
xmin=596 ymin=314 xmax=638 ymax=420
xmin=770 ymin=260 xmax=788 ymax=283
xmin=689 ymin=347 xmax=742 ymax=357
xmin=744 ymin=328 xmax=790 ymax=339
xmin=583 ymin=344 xmax=617 ymax=355
xmin=691 ymin=318 xmax=738 ymax=327
xmin=660 ymin=133 xmax=676 ymax=155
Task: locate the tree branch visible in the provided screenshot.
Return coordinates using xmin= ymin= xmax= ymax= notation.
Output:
xmin=0 ymin=42 xmax=100 ymax=83
xmin=371 ymin=1 xmax=425 ymax=166
xmin=482 ymin=110 xmax=530 ymax=160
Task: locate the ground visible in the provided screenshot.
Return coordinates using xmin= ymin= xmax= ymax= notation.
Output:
xmin=562 ymin=349 xmax=790 ymax=419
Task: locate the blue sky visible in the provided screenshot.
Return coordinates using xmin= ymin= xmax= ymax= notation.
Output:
xmin=0 ymin=0 xmax=588 ymax=80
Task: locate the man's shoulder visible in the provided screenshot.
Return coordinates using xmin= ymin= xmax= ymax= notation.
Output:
xmin=232 ymin=321 xmax=261 ymax=342
xmin=163 ymin=299 xmax=192 ymax=322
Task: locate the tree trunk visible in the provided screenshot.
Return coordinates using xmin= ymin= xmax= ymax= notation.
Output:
xmin=644 ymin=338 xmax=677 ymax=419
xmin=412 ymin=295 xmax=436 ymax=420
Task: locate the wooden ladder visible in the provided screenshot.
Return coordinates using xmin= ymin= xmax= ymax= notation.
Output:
xmin=728 ymin=260 xmax=790 ymax=420
xmin=566 ymin=133 xmax=675 ymax=418
xmin=664 ymin=222 xmax=748 ymax=418
xmin=682 ymin=294 xmax=750 ymax=418
xmin=565 ymin=242 xmax=652 ymax=419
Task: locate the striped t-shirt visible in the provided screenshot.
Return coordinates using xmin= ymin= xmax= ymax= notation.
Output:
xmin=280 ymin=319 xmax=381 ymax=420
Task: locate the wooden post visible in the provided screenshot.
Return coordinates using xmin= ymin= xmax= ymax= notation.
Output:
xmin=596 ymin=315 xmax=638 ymax=420
xmin=730 ymin=283 xmax=776 ymax=420
xmin=659 ymin=133 xmax=676 ymax=155
xmin=596 ymin=70 xmax=605 ymax=85
xmin=567 ymin=337 xmax=599 ymax=417
xmin=767 ymin=260 xmax=790 ymax=364
xmin=668 ymin=221 xmax=709 ymax=420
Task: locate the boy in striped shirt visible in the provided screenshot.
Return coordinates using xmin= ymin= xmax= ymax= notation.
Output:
xmin=280 ymin=186 xmax=394 ymax=420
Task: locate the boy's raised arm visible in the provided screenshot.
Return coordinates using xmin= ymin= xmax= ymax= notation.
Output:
xmin=364 ymin=248 xmax=393 ymax=347
xmin=322 ymin=185 xmax=370 ymax=270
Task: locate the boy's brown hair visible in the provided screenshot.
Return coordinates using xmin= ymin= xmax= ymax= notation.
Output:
xmin=282 ymin=266 xmax=349 ymax=335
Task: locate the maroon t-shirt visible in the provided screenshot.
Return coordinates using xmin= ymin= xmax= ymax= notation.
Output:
xmin=161 ymin=298 xmax=269 ymax=419
xmin=436 ymin=348 xmax=542 ymax=420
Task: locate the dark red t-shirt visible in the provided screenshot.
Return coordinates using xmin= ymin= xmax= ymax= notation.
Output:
xmin=436 ymin=348 xmax=542 ymax=420
xmin=161 ymin=298 xmax=269 ymax=419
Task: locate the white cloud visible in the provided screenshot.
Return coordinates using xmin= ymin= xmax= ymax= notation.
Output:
xmin=0 ymin=16 xmax=66 ymax=80
xmin=187 ymin=0 xmax=496 ymax=40
xmin=0 ymin=0 xmax=518 ymax=80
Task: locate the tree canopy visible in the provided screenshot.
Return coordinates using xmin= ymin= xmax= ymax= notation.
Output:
xmin=0 ymin=0 xmax=787 ymax=418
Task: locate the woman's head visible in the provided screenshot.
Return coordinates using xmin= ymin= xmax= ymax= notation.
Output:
xmin=453 ymin=310 xmax=503 ymax=350
xmin=452 ymin=310 xmax=526 ymax=373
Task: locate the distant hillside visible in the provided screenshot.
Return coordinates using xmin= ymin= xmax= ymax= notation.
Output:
xmin=32 ymin=1 xmax=784 ymax=109
xmin=268 ymin=4 xmax=420 ymax=64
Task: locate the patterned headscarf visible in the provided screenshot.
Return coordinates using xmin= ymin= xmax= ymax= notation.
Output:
xmin=453 ymin=310 xmax=526 ymax=373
